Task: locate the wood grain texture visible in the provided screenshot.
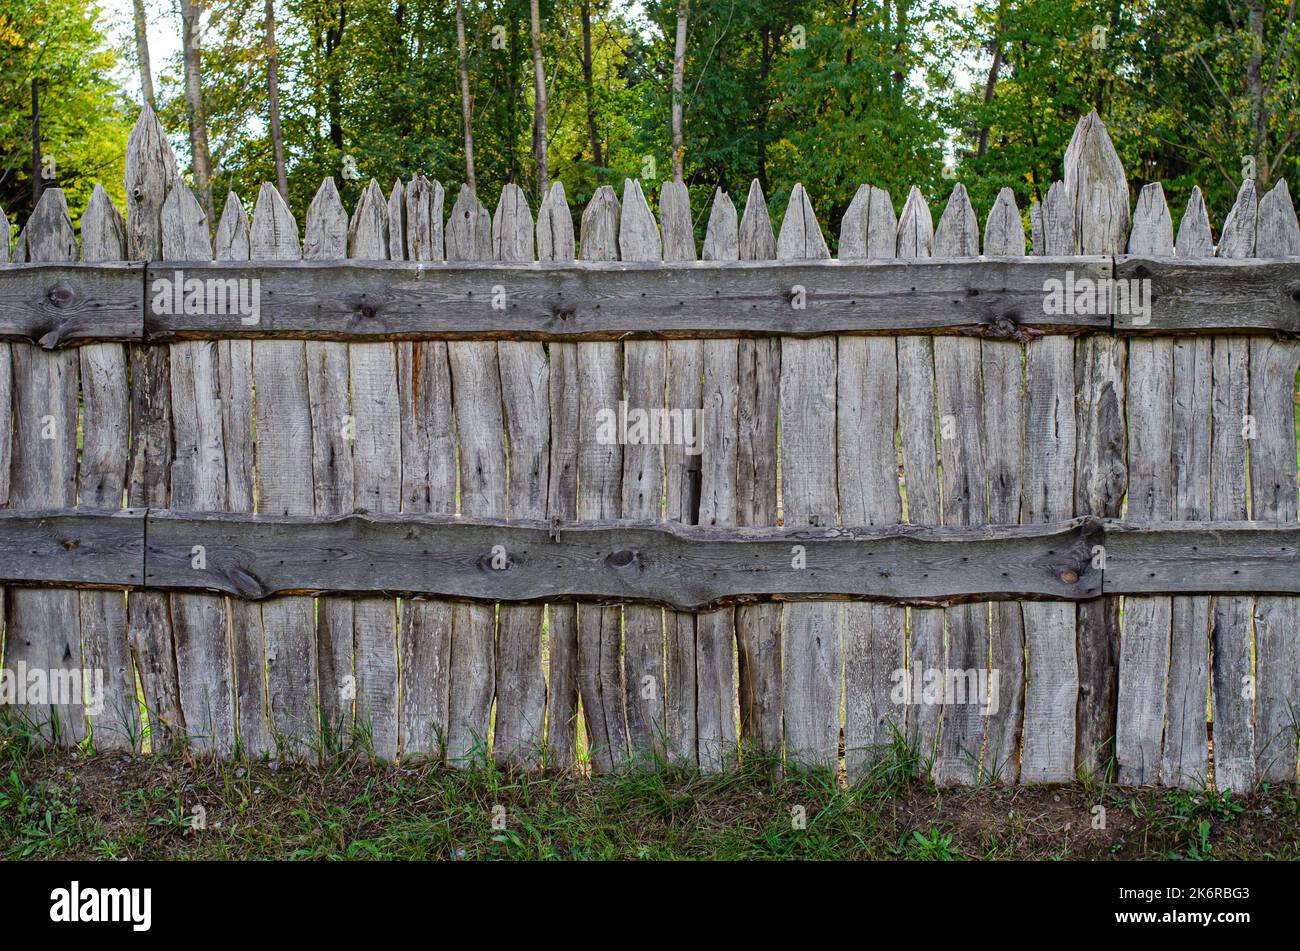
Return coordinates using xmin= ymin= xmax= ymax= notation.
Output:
xmin=538 ymin=182 xmax=579 ymax=769
xmin=77 ymin=185 xmax=138 ymax=750
xmin=6 ymin=188 xmax=85 ymax=744
xmin=302 ymin=177 xmax=357 ymax=752
xmin=123 ymin=104 xmax=184 ymax=745
xmin=734 ymin=180 xmax=783 ymax=757
xmin=250 ymin=182 xmax=318 ymax=758
xmin=575 ymin=185 xmax=628 ymax=772
xmin=347 ymin=180 xmax=400 ymax=759
xmin=838 ymin=187 xmax=904 ymax=779
xmin=778 ymin=184 xmax=840 ymax=770
xmin=619 ymin=178 xmax=667 ymax=766
xmin=492 ymin=183 xmax=549 ymax=769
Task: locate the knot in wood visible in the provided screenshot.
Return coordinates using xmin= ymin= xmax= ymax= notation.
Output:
xmin=1058 ymin=569 xmax=1079 ymax=584
xmin=355 ymin=302 xmax=377 ymax=320
xmin=605 ymin=549 xmax=640 ymax=570
xmin=989 ymin=313 xmax=1019 ymax=339
xmin=47 ymin=283 xmax=74 ymax=308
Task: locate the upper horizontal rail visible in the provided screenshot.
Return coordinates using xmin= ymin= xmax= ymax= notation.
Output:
xmin=1 ymin=257 xmax=1298 ymax=347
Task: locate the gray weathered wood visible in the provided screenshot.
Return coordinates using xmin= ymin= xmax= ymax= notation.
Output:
xmin=778 ymin=184 xmax=840 ymax=770
xmin=933 ymin=184 xmax=979 ymax=257
xmin=1128 ymin=183 xmax=1175 ymax=256
xmin=840 ymin=184 xmax=896 ymax=260
xmin=896 ymin=186 xmax=933 ymax=258
xmin=1117 ymin=335 xmax=1173 ymax=784
xmin=77 ymin=185 xmax=138 ymax=750
xmin=0 ymin=262 xmax=140 ymax=348
xmin=1175 ymin=187 xmax=1214 ymax=257
xmin=1164 ymin=331 xmax=1212 ymax=788
xmin=1209 ymin=331 xmax=1254 ymax=792
xmin=250 ymin=182 xmax=317 ymax=758
xmin=735 ymin=179 xmax=783 ymax=756
xmin=575 ymin=184 xmax=628 ymax=771
xmin=1112 ymin=258 xmax=1300 ymax=334
xmin=5 ymin=188 xmax=85 ymax=744
xmin=538 ymin=181 xmax=580 ymax=769
xmin=1065 ymin=112 xmax=1130 ymax=255
xmin=387 ymin=180 xmax=406 ymax=262
xmin=1217 ymin=180 xmax=1258 ymax=258
xmin=123 ymin=104 xmax=184 ymax=745
xmin=404 ymin=173 xmax=445 ymax=264
xmin=347 ymin=179 xmax=400 ymax=759
xmin=214 ymin=191 xmax=264 ymax=759
xmin=619 ymin=178 xmax=667 ymax=766
xmin=493 ymin=183 xmax=549 ymax=769
xmin=984 ymin=188 xmax=1026 ymax=256
xmin=303 ymin=176 xmax=358 ymax=753
xmin=1041 ymin=181 xmax=1075 ymax=256
xmin=1249 ymin=200 xmax=1300 ymax=786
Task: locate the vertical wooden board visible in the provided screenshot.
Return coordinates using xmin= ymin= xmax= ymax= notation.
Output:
xmin=1165 ymin=334 xmax=1212 ymax=787
xmin=1068 ymin=114 xmax=1128 ymax=778
xmin=932 ymin=185 xmax=990 ymax=788
xmin=249 ymin=183 xmax=317 ymax=759
xmin=734 ymin=180 xmax=783 ymax=757
xmin=1210 ymin=334 xmax=1254 ymax=792
xmin=538 ymin=182 xmax=580 ymax=769
xmin=695 ymin=188 xmax=739 ymax=772
xmin=1209 ymin=181 xmax=1258 ymax=792
xmin=839 ymin=185 xmax=905 ymax=781
xmin=1117 ymin=336 xmax=1173 ymax=785
xmin=77 ymin=185 xmax=138 ymax=750
xmin=777 ymin=184 xmax=840 ymax=771
xmin=981 ymin=187 xmax=1026 ymax=783
xmin=124 ymin=104 xmax=184 ymax=745
xmin=575 ymin=185 xmax=628 ymax=772
xmin=161 ymin=183 xmax=237 ymax=754
xmin=1020 ymin=336 xmax=1078 ymax=783
xmin=302 ymin=177 xmax=357 ymax=752
xmin=215 ymin=192 xmax=266 ymax=758
xmin=1175 ymin=187 xmax=1214 ymax=257
xmin=398 ymin=175 xmax=453 ymax=759
xmin=347 ymin=180 xmax=401 ymax=759
xmin=618 ymin=179 xmax=666 ymax=766
xmin=387 ymin=180 xmax=406 ymax=262
xmin=1250 ymin=195 xmax=1300 ymax=785
xmin=492 ymin=183 xmax=548 ymax=770
xmin=445 ymin=184 xmax=502 ymax=764
xmin=1041 ymin=182 xmax=1075 ymax=256
xmin=896 ymin=188 xmax=943 ymax=769
xmin=0 ymin=203 xmax=6 ymax=725
xmin=6 ymin=188 xmax=84 ymax=745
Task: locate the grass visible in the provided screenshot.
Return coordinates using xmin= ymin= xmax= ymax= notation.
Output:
xmin=2 ymin=722 xmax=1297 ymax=860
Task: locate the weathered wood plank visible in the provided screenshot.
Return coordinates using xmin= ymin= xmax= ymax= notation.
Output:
xmin=136 ymin=257 xmax=1113 ymax=342
xmin=215 ymin=191 xmax=266 ymax=758
xmin=981 ymin=186 xmax=1027 ymax=784
xmin=0 ymin=510 xmax=144 ymax=587
xmin=302 ymin=177 xmax=357 ymax=752
xmin=896 ymin=187 xmax=944 ymax=772
xmin=1249 ymin=192 xmax=1300 ymax=785
xmin=250 ymin=183 xmax=317 ymax=758
xmin=734 ymin=180 xmax=783 ymax=758
xmin=493 ymin=184 xmax=549 ymax=770
xmin=347 ymin=180 xmax=401 ymax=759
xmin=136 ymin=511 xmax=1103 ymax=605
xmin=162 ymin=182 xmax=237 ymax=755
xmin=0 ymin=263 xmax=141 ymax=346
xmin=77 ymin=185 xmax=139 ymax=750
xmin=1175 ymin=187 xmax=1214 ymax=258
xmin=575 ymin=185 xmax=627 ymax=773
xmin=778 ymin=184 xmax=840 ymax=770
xmin=538 ymin=182 xmax=580 ymax=769
xmin=1101 ymin=523 xmax=1300 ymax=594
xmin=1164 ymin=331 xmax=1212 ymax=788
xmin=123 ymin=103 xmax=184 ymax=746
xmin=839 ymin=185 xmax=904 ymax=780
xmin=1113 ymin=258 xmax=1300 ymax=334
xmin=619 ymin=179 xmax=666 ymax=766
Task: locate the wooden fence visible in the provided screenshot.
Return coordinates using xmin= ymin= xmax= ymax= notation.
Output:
xmin=1 ymin=105 xmax=1297 ymax=790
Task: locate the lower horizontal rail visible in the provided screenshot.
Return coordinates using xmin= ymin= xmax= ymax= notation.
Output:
xmin=2 ymin=510 xmax=1297 ymax=608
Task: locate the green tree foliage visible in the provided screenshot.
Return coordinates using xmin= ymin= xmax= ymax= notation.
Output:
xmin=0 ymin=0 xmax=130 ymax=227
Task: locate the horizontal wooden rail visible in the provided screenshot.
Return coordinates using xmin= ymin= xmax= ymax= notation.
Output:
xmin=2 ymin=258 xmax=1299 ymax=347
xmin=3 ymin=510 xmax=1298 ymax=608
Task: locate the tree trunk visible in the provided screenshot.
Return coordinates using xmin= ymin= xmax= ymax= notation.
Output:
xmin=1247 ymin=0 xmax=1268 ymax=185
xmin=266 ymin=0 xmax=289 ymax=201
xmin=31 ymin=79 xmax=41 ymax=208
xmin=455 ymin=0 xmax=476 ymax=194
xmin=132 ymin=0 xmax=156 ymax=107
xmin=976 ymin=0 xmax=1008 ymax=159
xmin=671 ymin=0 xmax=689 ymax=182
xmin=530 ymin=0 xmax=549 ymax=199
xmin=179 ymin=0 xmax=215 ymax=222
xmin=580 ymin=0 xmax=604 ymax=181
xmin=325 ymin=2 xmax=346 ymax=152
